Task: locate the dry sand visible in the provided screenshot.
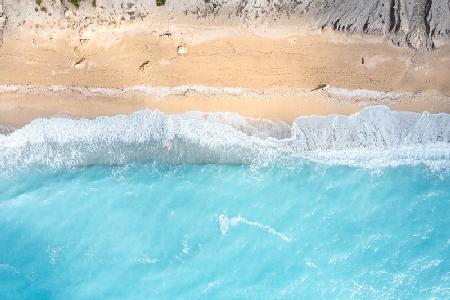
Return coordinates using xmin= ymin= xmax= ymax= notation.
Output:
xmin=1 ymin=22 xmax=450 ymax=128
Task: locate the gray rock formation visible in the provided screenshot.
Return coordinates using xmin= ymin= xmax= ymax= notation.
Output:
xmin=310 ymin=0 xmax=436 ymax=51
xmin=180 ymin=0 xmax=450 ymax=51
xmin=3 ymin=0 xmax=156 ymax=29
xmin=1 ymin=0 xmax=449 ymax=51
xmin=170 ymin=0 xmax=310 ymax=19
xmin=429 ymin=0 xmax=450 ymax=37
xmin=0 ymin=0 xmax=5 ymax=47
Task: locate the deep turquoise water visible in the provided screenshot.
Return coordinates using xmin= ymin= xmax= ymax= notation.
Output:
xmin=0 ymin=163 xmax=449 ymax=299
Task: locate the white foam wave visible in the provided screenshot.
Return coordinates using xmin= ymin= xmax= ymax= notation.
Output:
xmin=291 ymin=106 xmax=450 ymax=150
xmin=0 ymin=106 xmax=449 ymax=171
xmin=326 ymin=87 xmax=408 ymax=100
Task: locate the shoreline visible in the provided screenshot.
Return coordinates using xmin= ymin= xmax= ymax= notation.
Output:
xmin=1 ymin=84 xmax=449 ymax=129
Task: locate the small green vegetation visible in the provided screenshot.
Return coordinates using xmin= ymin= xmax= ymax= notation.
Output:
xmin=35 ymin=0 xmax=43 ymax=5
xmin=156 ymin=0 xmax=166 ymax=6
xmin=70 ymin=0 xmax=81 ymax=8
xmin=63 ymin=0 xmax=97 ymax=9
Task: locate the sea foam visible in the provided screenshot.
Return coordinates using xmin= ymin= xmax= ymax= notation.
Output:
xmin=0 ymin=106 xmax=449 ymax=171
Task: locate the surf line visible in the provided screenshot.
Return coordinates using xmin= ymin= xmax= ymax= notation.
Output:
xmin=218 ymin=214 xmax=292 ymax=242
xmin=0 ymin=84 xmax=412 ymax=100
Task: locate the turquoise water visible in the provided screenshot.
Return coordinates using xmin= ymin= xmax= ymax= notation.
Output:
xmin=0 ymin=163 xmax=449 ymax=299
xmin=1 ymin=106 xmax=450 ymax=299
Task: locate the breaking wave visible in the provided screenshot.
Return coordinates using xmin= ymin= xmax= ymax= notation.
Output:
xmin=0 ymin=106 xmax=449 ymax=172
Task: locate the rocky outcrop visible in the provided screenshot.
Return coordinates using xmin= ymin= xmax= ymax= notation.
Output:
xmin=3 ymin=0 xmax=157 ymax=29
xmin=311 ymin=0 xmax=436 ymax=51
xmin=172 ymin=0 xmax=310 ymax=19
xmin=0 ymin=0 xmax=6 ymax=47
xmin=1 ymin=0 xmax=449 ymax=51
xmin=179 ymin=0 xmax=450 ymax=51
xmin=429 ymin=0 xmax=450 ymax=38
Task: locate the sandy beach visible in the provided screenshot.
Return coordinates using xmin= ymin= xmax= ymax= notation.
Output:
xmin=1 ymin=3 xmax=450 ymax=128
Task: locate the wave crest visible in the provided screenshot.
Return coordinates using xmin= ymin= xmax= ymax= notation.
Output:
xmin=1 ymin=106 xmax=449 ymax=171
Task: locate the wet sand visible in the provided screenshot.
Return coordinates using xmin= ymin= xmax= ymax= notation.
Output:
xmin=1 ymin=84 xmax=449 ymax=128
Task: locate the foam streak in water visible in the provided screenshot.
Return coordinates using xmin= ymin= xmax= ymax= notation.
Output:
xmin=219 ymin=214 xmax=292 ymax=242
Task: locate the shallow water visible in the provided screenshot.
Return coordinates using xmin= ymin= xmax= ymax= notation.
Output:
xmin=1 ymin=106 xmax=450 ymax=299
xmin=0 ymin=163 xmax=449 ymax=299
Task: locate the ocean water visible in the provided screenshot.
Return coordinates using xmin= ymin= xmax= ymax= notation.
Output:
xmin=0 ymin=106 xmax=450 ymax=299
